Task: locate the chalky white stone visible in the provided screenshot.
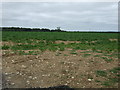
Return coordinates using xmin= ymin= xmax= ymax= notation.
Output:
xmin=16 ymin=72 xmax=19 ymax=75
xmin=19 ymin=73 xmax=22 ymax=75
xmin=66 ymin=70 xmax=68 ymax=72
xmin=48 ymin=74 xmax=50 ymax=76
xmin=88 ymin=79 xmax=92 ymax=81
xmin=7 ymin=80 xmax=10 ymax=82
xmin=71 ymin=76 xmax=74 ymax=79
xmin=21 ymin=65 xmax=27 ymax=68
xmin=26 ymin=81 xmax=30 ymax=84
xmin=12 ymin=60 xmax=14 ymax=62
xmin=36 ymin=56 xmax=39 ymax=59
xmin=5 ymin=73 xmax=8 ymax=75
xmin=65 ymin=83 xmax=68 ymax=85
xmin=28 ymin=76 xmax=32 ymax=79
xmin=66 ymin=81 xmax=69 ymax=83
xmin=11 ymin=83 xmax=15 ymax=85
xmin=8 ymin=77 xmax=11 ymax=79
xmin=34 ymin=77 xmax=37 ymax=79
xmin=33 ymin=77 xmax=37 ymax=80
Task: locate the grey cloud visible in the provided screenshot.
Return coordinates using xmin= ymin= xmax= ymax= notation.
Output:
xmin=2 ymin=2 xmax=118 ymax=31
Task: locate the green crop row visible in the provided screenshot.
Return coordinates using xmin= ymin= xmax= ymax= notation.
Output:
xmin=2 ymin=41 xmax=118 ymax=53
xmin=2 ymin=31 xmax=118 ymax=53
xmin=2 ymin=31 xmax=118 ymax=42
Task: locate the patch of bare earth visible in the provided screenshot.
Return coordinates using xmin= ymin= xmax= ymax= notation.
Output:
xmin=109 ymin=39 xmax=118 ymax=42
xmin=2 ymin=49 xmax=118 ymax=88
xmin=55 ymin=41 xmax=81 ymax=44
xmin=2 ymin=41 xmax=15 ymax=46
xmin=2 ymin=40 xmax=81 ymax=46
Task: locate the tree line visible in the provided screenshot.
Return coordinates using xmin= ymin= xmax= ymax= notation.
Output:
xmin=1 ymin=27 xmax=66 ymax=32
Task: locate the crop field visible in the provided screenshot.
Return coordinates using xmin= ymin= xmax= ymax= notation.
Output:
xmin=1 ymin=31 xmax=119 ymax=88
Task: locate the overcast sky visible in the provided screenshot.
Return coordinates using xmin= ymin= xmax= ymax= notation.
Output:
xmin=2 ymin=2 xmax=118 ymax=32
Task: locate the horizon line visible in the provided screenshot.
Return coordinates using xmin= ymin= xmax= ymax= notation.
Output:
xmin=1 ymin=26 xmax=119 ymax=32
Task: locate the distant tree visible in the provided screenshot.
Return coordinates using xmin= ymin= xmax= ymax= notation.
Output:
xmin=57 ymin=27 xmax=61 ymax=30
xmin=41 ymin=28 xmax=51 ymax=32
xmin=2 ymin=27 xmax=66 ymax=32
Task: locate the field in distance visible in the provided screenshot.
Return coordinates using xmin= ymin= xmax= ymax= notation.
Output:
xmin=1 ymin=31 xmax=119 ymax=88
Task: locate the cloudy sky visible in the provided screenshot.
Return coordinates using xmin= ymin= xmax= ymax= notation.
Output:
xmin=2 ymin=2 xmax=118 ymax=32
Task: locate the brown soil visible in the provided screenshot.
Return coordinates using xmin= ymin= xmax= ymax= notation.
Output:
xmin=2 ymin=41 xmax=15 ymax=46
xmin=2 ymin=40 xmax=82 ymax=45
xmin=1 ymin=40 xmax=100 ymax=47
xmin=55 ymin=40 xmax=81 ymax=44
xmin=2 ymin=49 xmax=118 ymax=88
xmin=109 ymin=39 xmax=118 ymax=42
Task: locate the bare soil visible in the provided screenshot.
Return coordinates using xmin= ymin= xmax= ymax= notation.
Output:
xmin=2 ymin=48 xmax=118 ymax=88
xmin=109 ymin=39 xmax=118 ymax=42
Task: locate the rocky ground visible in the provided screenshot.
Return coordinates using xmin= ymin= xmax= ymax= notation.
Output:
xmin=2 ymin=49 xmax=119 ymax=88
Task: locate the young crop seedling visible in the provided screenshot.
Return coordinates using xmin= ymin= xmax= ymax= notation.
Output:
xmin=96 ymin=70 xmax=107 ymax=77
xmin=109 ymin=67 xmax=120 ymax=74
xmin=94 ymin=55 xmax=101 ymax=57
xmin=83 ymin=54 xmax=91 ymax=57
xmin=59 ymin=46 xmax=65 ymax=51
xmin=64 ymin=54 xmax=69 ymax=56
xmin=101 ymin=57 xmax=113 ymax=62
xmin=39 ymin=47 xmax=47 ymax=52
xmin=101 ymin=81 xmax=112 ymax=87
xmin=70 ymin=52 xmax=78 ymax=55
xmin=2 ymin=45 xmax=10 ymax=50
xmin=95 ymin=80 xmax=101 ymax=83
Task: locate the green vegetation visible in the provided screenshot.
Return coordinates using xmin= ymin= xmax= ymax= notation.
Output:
xmin=94 ymin=55 xmax=101 ymax=57
xmin=2 ymin=30 xmax=119 ymax=88
xmin=109 ymin=67 xmax=120 ymax=74
xmin=11 ymin=50 xmax=40 ymax=55
xmin=96 ymin=70 xmax=107 ymax=77
xmin=64 ymin=54 xmax=69 ymax=56
xmin=2 ymin=31 xmax=118 ymax=55
xmin=2 ymin=45 xmax=10 ymax=50
xmin=55 ymin=52 xmax=62 ymax=56
xmin=83 ymin=54 xmax=91 ymax=57
xmin=101 ymin=81 xmax=113 ymax=86
xmin=95 ymin=80 xmax=101 ymax=83
xmin=11 ymin=44 xmax=39 ymax=50
xmin=59 ymin=46 xmax=65 ymax=51
xmin=101 ymin=57 xmax=113 ymax=62
xmin=2 ymin=31 xmax=118 ymax=42
xmin=101 ymin=78 xmax=119 ymax=87
xmin=95 ymin=67 xmax=120 ymax=87
xmin=70 ymin=51 xmax=78 ymax=55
